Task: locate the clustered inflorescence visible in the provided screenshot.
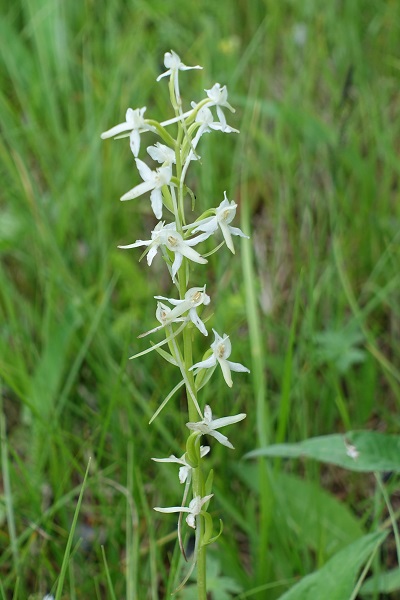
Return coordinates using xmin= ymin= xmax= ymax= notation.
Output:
xmin=101 ymin=50 xmax=250 ymax=585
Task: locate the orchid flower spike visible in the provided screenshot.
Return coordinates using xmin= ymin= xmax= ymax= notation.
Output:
xmin=120 ymin=158 xmax=172 ymax=220
xmin=100 ymin=107 xmax=155 ymax=157
xmin=186 ymin=405 xmax=246 ymax=449
xmin=118 ymin=222 xmax=208 ymax=280
xmin=205 ymin=83 xmax=235 ymax=130
xmin=155 ymin=286 xmax=211 ymax=336
xmin=152 ymin=446 xmax=210 ymax=484
xmin=189 ymin=329 xmax=250 ymax=387
xmin=157 ymin=50 xmax=202 ymax=104
xmin=190 ymin=191 xmax=249 ymax=253
xmin=154 ymin=494 xmax=213 ymax=529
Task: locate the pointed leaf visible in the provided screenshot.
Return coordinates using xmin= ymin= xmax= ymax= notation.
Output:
xmin=246 ymin=431 xmax=400 ymax=472
xmin=361 ymin=568 xmax=400 ymax=595
xmin=278 ymin=531 xmax=387 ymax=600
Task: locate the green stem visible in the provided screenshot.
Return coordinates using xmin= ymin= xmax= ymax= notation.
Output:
xmin=172 ymin=79 xmax=207 ymax=598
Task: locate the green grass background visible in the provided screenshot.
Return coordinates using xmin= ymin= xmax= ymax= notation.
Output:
xmin=1 ymin=0 xmax=399 ymax=598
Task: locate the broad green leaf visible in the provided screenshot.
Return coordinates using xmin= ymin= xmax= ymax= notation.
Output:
xmin=246 ymin=431 xmax=400 ymax=472
xmin=236 ymin=465 xmax=363 ymax=559
xmin=361 ymin=568 xmax=400 ymax=595
xmin=278 ymin=531 xmax=387 ymax=600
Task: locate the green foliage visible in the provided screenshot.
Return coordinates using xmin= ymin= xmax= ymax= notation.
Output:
xmin=1 ymin=0 xmax=399 ymax=597
xmin=278 ymin=532 xmax=387 ymax=600
xmin=246 ymin=431 xmax=400 ymax=472
xmin=179 ymin=556 xmax=242 ymax=599
xmin=362 ymin=568 xmax=400 ymax=596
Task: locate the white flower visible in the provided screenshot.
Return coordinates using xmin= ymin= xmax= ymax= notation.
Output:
xmin=344 ymin=439 xmax=359 ymax=460
xmin=190 ymin=192 xmax=249 ymax=253
xmin=152 ymin=446 xmax=210 ymax=484
xmin=138 ymin=301 xmax=186 ymax=338
xmin=194 ymin=104 xmax=239 ymax=135
xmin=157 ymin=50 xmax=202 ymax=103
xmin=100 ymin=107 xmax=154 ymax=157
xmin=147 ymin=142 xmax=176 ymax=165
xmin=154 ymin=286 xmax=210 ymax=336
xmin=118 ymin=222 xmax=207 ymax=279
xmin=189 ymin=329 xmax=250 ymax=387
xmin=179 ymin=106 xmax=239 ymax=185
xmin=205 ymin=83 xmax=235 ymax=130
xmin=43 ymin=596 xmax=55 ymax=600
xmin=186 ymin=404 xmax=246 ymax=449
xmin=120 ymin=158 xmax=172 ymax=219
xmin=154 ymin=494 xmax=213 ymax=529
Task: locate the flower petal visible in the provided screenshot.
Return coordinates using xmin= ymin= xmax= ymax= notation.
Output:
xmin=219 ymin=222 xmax=235 ymax=253
xmin=147 ymin=245 xmax=159 ymax=265
xmin=218 ymin=358 xmax=233 ymax=387
xmin=118 ymin=237 xmax=150 ymax=249
xmin=121 ymin=180 xmax=154 ymax=201
xmin=150 ymin=188 xmax=163 ymax=219
xmin=228 ymin=225 xmax=249 ymax=239
xmin=226 ymin=360 xmax=250 ymax=373
xmin=189 ymin=308 xmax=208 ymax=336
xmin=130 ymin=129 xmax=141 ymax=156
xmin=151 ymin=454 xmax=185 ymax=465
xmin=154 ymin=506 xmax=190 ymax=514
xmin=209 ymin=429 xmax=234 ymax=449
xmin=135 ymin=158 xmax=153 ymax=182
xmin=171 ymin=252 xmax=183 ymax=279
xmin=186 ymin=513 xmax=196 ymax=528
xmin=211 ymin=413 xmax=246 ymax=428
xmin=101 ymin=121 xmax=132 ymax=139
xmin=189 ymin=355 xmax=217 ymax=371
xmin=178 ymin=244 xmax=207 ymax=264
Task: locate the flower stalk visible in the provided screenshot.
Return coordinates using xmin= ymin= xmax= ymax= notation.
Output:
xmin=101 ymin=50 xmax=249 ymax=598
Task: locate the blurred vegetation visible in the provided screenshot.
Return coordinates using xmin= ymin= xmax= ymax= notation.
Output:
xmin=0 ymin=0 xmax=399 ymax=598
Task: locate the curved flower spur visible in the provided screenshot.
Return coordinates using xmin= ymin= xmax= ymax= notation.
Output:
xmin=101 ymin=49 xmax=249 ymax=597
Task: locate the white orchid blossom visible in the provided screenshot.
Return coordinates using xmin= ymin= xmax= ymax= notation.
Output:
xmin=154 ymin=286 xmax=210 ymax=336
xmin=190 ymin=192 xmax=249 ymax=253
xmin=120 ymin=158 xmax=172 ymax=219
xmin=100 ymin=107 xmax=155 ymax=157
xmin=147 ymin=142 xmax=176 ymax=165
xmin=189 ymin=329 xmax=250 ymax=387
xmin=180 ymin=105 xmax=239 ymax=185
xmin=118 ymin=221 xmax=208 ymax=279
xmin=152 ymin=446 xmax=210 ymax=484
xmin=138 ymin=301 xmax=186 ymax=338
xmin=154 ymin=494 xmax=213 ymax=529
xmin=195 ymin=104 xmax=239 ymax=135
xmin=157 ymin=50 xmax=202 ymax=104
xmin=205 ymin=83 xmax=235 ymax=130
xmin=186 ymin=405 xmax=246 ymax=450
